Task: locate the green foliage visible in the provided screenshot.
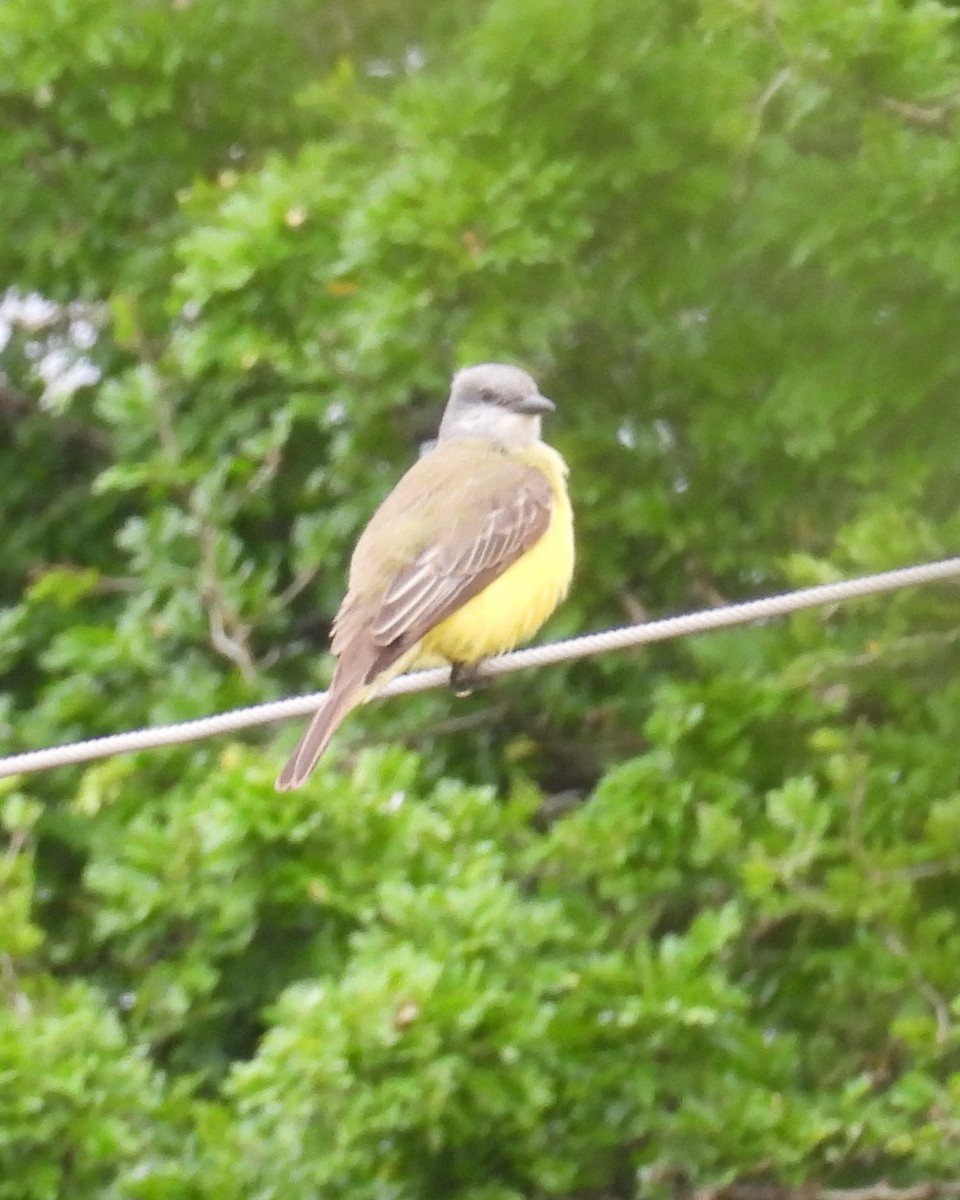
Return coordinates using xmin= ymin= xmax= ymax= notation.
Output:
xmin=3 ymin=0 xmax=960 ymax=1194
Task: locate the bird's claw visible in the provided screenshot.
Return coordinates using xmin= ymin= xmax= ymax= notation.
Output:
xmin=449 ymin=661 xmax=489 ymax=697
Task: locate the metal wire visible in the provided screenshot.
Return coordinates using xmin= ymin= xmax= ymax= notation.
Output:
xmin=2 ymin=556 xmax=958 ymax=779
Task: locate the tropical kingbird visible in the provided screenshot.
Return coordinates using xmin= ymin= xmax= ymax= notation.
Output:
xmin=275 ymin=362 xmax=574 ymax=790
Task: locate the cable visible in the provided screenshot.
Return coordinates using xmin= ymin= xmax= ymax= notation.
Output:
xmin=1 ymin=556 xmax=958 ymax=780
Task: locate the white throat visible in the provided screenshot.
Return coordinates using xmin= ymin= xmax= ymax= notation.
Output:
xmin=437 ymin=405 xmax=543 ymax=448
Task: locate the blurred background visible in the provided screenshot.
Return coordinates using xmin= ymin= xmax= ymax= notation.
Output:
xmin=2 ymin=0 xmax=960 ymax=1195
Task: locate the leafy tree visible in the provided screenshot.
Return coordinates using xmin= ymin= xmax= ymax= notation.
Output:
xmin=2 ymin=0 xmax=960 ymax=1196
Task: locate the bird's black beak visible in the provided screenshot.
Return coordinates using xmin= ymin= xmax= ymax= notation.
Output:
xmin=516 ymin=393 xmax=555 ymax=415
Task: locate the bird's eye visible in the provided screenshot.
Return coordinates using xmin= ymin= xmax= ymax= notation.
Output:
xmin=479 ymin=387 xmax=495 ymax=402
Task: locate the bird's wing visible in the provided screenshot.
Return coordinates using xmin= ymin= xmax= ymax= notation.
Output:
xmin=331 ymin=448 xmax=553 ymax=681
xmin=372 ymin=477 xmax=551 ymax=643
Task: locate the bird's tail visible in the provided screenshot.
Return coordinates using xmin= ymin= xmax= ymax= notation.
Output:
xmin=274 ymin=671 xmax=366 ymax=791
xmin=275 ymin=639 xmax=425 ymax=791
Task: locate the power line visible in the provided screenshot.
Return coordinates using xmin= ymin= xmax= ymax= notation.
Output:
xmin=2 ymin=556 xmax=958 ymax=780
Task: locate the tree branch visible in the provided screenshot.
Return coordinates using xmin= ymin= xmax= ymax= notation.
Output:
xmin=700 ymin=1183 xmax=960 ymax=1200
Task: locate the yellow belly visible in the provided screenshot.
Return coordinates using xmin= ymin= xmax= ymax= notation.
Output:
xmin=420 ymin=454 xmax=574 ymax=665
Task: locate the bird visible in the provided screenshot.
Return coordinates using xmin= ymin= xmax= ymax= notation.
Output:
xmin=275 ymin=362 xmax=574 ymax=790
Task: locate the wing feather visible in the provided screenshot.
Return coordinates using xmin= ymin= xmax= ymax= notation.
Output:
xmin=370 ymin=475 xmax=551 ymax=653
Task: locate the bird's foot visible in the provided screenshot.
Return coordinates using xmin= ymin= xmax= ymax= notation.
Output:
xmin=449 ymin=661 xmax=490 ymax=697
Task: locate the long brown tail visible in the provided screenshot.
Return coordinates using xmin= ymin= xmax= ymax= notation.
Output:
xmin=274 ymin=673 xmax=365 ymax=791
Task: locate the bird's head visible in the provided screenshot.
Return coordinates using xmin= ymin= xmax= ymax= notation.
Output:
xmin=438 ymin=363 xmax=555 ymax=448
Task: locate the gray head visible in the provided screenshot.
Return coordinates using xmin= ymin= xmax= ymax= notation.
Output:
xmin=437 ymin=363 xmax=555 ymax=448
